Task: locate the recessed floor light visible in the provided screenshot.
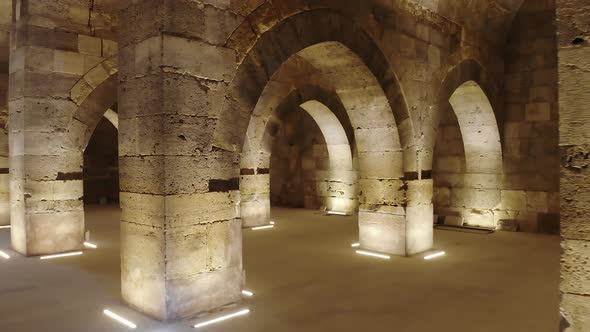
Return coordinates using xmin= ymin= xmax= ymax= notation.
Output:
xmin=0 ymin=225 xmax=11 ymax=229
xmin=83 ymin=242 xmax=97 ymax=249
xmin=252 ymin=225 xmax=274 ymax=231
xmin=103 ymin=309 xmax=137 ymax=329
xmin=0 ymin=250 xmax=9 ymax=259
xmin=355 ymin=250 xmax=390 ymax=260
xmin=194 ymin=309 xmax=250 ymax=329
xmin=351 ymin=242 xmax=360 ymax=248
xmin=242 ymin=290 xmax=254 ymax=297
xmin=327 ymin=211 xmax=347 ymax=216
xmin=269 ymin=221 xmax=275 ymax=225
xmin=40 ymin=251 xmax=83 ymax=260
xmin=424 ymin=251 xmax=446 ymax=260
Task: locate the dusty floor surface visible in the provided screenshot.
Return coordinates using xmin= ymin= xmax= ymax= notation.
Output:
xmin=0 ymin=205 xmax=560 ymax=332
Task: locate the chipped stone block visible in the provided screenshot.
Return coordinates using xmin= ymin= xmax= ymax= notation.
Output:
xmin=78 ymin=35 xmax=102 ymax=56
xmin=501 ymin=190 xmax=527 ymax=211
xmin=498 ymin=219 xmax=519 ymax=232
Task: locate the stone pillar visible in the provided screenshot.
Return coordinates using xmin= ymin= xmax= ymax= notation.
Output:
xmin=0 ymin=0 xmax=10 ymax=226
xmin=240 ymin=171 xmax=271 ymax=228
xmin=557 ymin=0 xmax=590 ymax=329
xmin=118 ymin=0 xmax=243 ymax=320
xmin=8 ymin=2 xmax=98 ymax=255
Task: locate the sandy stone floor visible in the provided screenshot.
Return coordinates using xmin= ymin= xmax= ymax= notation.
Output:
xmin=0 ymin=205 xmax=560 ymax=332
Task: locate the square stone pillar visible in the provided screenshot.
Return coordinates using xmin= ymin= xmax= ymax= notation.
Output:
xmin=118 ymin=0 xmax=244 ymax=320
xmin=358 ymin=178 xmax=433 ymax=256
xmin=7 ymin=2 xmax=97 ymax=255
xmin=557 ymin=0 xmax=590 ymax=329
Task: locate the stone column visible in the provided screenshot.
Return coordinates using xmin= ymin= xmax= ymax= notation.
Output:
xmin=0 ymin=0 xmax=10 ymax=226
xmin=8 ymin=1 xmax=103 ymax=255
xmin=118 ymin=0 xmax=243 ymax=320
xmin=557 ymin=0 xmax=590 ymax=329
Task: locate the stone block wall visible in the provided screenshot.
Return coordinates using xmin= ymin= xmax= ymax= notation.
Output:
xmin=556 ymin=0 xmax=590 ymax=329
xmin=502 ymin=0 xmax=560 ymax=233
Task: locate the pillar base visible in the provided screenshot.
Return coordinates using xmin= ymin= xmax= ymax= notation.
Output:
xmin=11 ymin=210 xmax=84 ymax=256
xmin=358 ymin=206 xmax=433 ymax=256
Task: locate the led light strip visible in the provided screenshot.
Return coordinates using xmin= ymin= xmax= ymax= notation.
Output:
xmin=0 ymin=225 xmax=11 ymax=229
xmin=252 ymin=225 xmax=274 ymax=231
xmin=0 ymin=250 xmax=10 ymax=259
xmin=40 ymin=251 xmax=83 ymax=260
xmin=103 ymin=309 xmax=137 ymax=329
xmin=424 ymin=251 xmax=446 ymax=260
xmin=269 ymin=221 xmax=275 ymax=225
xmin=241 ymin=290 xmax=254 ymax=297
xmin=194 ymin=309 xmax=250 ymax=329
xmin=355 ymin=250 xmax=390 ymax=260
xmin=327 ymin=211 xmax=347 ymax=216
xmin=83 ymin=242 xmax=97 ymax=249
xmin=351 ymin=242 xmax=360 ymax=248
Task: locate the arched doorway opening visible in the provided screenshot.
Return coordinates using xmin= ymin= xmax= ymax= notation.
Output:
xmin=434 ymin=63 xmax=503 ymax=229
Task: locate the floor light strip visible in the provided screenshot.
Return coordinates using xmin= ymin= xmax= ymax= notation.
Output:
xmin=242 ymin=290 xmax=254 ymax=297
xmin=327 ymin=211 xmax=347 ymax=216
xmin=270 ymin=221 xmax=275 ymax=225
xmin=252 ymin=225 xmax=274 ymax=231
xmin=194 ymin=309 xmax=250 ymax=329
xmin=40 ymin=251 xmax=83 ymax=260
xmin=0 ymin=250 xmax=9 ymax=259
xmin=0 ymin=225 xmax=11 ymax=229
xmin=103 ymin=309 xmax=137 ymax=329
xmin=424 ymin=251 xmax=446 ymax=260
xmin=351 ymin=242 xmax=360 ymax=248
xmin=355 ymin=250 xmax=390 ymax=260
xmin=84 ymin=242 xmax=98 ymax=249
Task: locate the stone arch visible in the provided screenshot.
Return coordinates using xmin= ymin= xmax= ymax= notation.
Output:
xmin=224 ymin=10 xmax=430 ymax=255
xmin=217 ymin=9 xmax=416 ymax=173
xmin=65 ymin=58 xmax=118 ymax=153
xmin=240 ymin=87 xmax=358 ymax=227
xmin=433 ymin=60 xmax=503 ymax=228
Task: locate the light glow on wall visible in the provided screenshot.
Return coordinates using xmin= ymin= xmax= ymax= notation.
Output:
xmin=355 ymin=250 xmax=390 ymax=260
xmin=351 ymin=243 xmax=360 ymax=248
xmin=103 ymin=309 xmax=137 ymax=329
xmin=0 ymin=225 xmax=11 ymax=229
xmin=40 ymin=251 xmax=83 ymax=260
xmin=84 ymin=242 xmax=97 ymax=249
xmin=0 ymin=250 xmax=9 ymax=259
xmin=194 ymin=309 xmax=250 ymax=329
xmin=241 ymin=290 xmax=254 ymax=297
xmin=424 ymin=251 xmax=446 ymax=260
xmin=252 ymin=225 xmax=274 ymax=231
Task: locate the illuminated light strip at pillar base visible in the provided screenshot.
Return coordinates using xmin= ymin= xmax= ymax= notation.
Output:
xmin=424 ymin=251 xmax=446 ymax=260
xmin=84 ymin=242 xmax=97 ymax=249
xmin=0 ymin=250 xmax=9 ymax=259
xmin=351 ymin=242 xmax=360 ymax=248
xmin=355 ymin=250 xmax=390 ymax=260
xmin=40 ymin=251 xmax=83 ymax=260
xmin=194 ymin=309 xmax=250 ymax=329
xmin=0 ymin=225 xmax=11 ymax=229
xmin=241 ymin=290 xmax=254 ymax=297
xmin=103 ymin=309 xmax=137 ymax=329
xmin=327 ymin=211 xmax=347 ymax=216
xmin=269 ymin=221 xmax=275 ymax=225
xmin=252 ymin=225 xmax=274 ymax=231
